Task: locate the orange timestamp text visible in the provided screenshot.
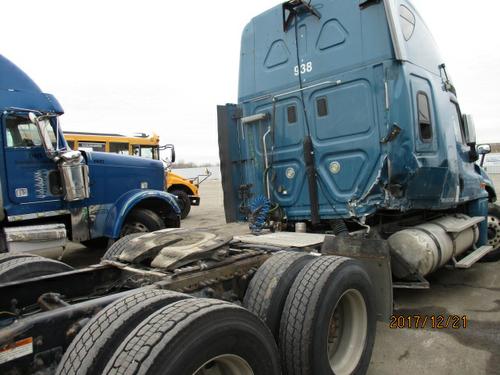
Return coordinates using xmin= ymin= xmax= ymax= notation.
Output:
xmin=389 ymin=314 xmax=468 ymax=329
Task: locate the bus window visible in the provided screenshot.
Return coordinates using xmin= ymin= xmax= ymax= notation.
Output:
xmin=110 ymin=142 xmax=129 ymax=155
xmin=132 ymin=145 xmax=159 ymax=160
xmin=141 ymin=147 xmax=153 ymax=159
xmin=67 ymin=140 xmax=75 ymax=150
xmin=132 ymin=144 xmax=141 ymax=157
xmin=79 ymin=141 xmax=106 ymax=152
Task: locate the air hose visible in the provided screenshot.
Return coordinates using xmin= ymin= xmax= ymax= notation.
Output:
xmin=249 ymin=196 xmax=271 ymax=233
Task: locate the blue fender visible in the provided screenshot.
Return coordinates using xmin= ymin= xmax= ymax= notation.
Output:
xmin=104 ymin=189 xmax=180 ymax=239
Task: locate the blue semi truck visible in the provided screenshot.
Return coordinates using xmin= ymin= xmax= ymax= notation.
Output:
xmin=0 ymin=55 xmax=180 ymax=253
xmin=218 ymin=0 xmax=499 ymax=279
xmin=0 ymin=1 xmax=498 ymax=375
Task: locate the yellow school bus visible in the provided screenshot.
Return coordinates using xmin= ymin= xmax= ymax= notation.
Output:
xmin=64 ymin=131 xmax=201 ymax=219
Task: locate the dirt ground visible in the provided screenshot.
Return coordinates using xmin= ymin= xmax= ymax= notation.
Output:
xmin=47 ymin=179 xmax=500 ymax=375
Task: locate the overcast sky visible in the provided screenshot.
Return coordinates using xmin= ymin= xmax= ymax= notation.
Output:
xmin=2 ymin=1 xmax=499 ymax=163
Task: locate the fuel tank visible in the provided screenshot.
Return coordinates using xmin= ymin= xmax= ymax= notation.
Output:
xmin=388 ymin=215 xmax=479 ymax=278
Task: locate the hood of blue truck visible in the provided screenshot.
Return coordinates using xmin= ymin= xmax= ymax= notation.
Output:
xmin=84 ymin=151 xmax=166 ymax=205
xmin=0 ymin=55 xmax=63 ymax=114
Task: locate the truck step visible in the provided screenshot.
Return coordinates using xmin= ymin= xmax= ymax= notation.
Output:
xmin=440 ymin=216 xmax=484 ymax=233
xmin=4 ymin=224 xmax=67 ymax=253
xmin=455 ymin=245 xmax=493 ymax=269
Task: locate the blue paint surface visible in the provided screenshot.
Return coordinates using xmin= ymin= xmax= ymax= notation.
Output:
xmin=221 ymin=0 xmax=495 ymax=236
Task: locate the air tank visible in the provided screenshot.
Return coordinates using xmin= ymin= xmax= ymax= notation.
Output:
xmin=388 ymin=215 xmax=479 ymax=278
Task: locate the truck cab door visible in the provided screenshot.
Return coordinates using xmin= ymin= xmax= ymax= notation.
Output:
xmin=2 ymin=114 xmax=63 ymax=211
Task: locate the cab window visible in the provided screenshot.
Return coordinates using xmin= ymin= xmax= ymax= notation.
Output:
xmin=399 ymin=5 xmax=416 ymax=41
xmin=5 ymin=118 xmax=53 ymax=148
xmin=417 ymin=92 xmax=432 ymax=142
xmin=450 ymin=101 xmax=466 ymax=144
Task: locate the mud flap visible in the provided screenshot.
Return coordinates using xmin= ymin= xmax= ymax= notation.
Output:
xmin=321 ymin=234 xmax=393 ymax=321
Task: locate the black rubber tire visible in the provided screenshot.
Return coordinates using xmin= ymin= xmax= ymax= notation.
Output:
xmin=56 ymin=288 xmax=190 ymax=375
xmin=120 ymin=208 xmax=165 ymax=237
xmin=171 ymin=189 xmax=191 ymax=219
xmin=0 ymin=257 xmax=73 ymax=283
xmin=0 ymin=253 xmax=39 ymax=265
xmin=279 ymin=256 xmax=376 ymax=375
xmin=102 ymin=233 xmax=143 ymax=261
xmin=243 ymin=251 xmax=315 ymax=339
xmin=482 ymin=203 xmax=500 ymax=262
xmin=102 ymin=298 xmax=282 ymax=375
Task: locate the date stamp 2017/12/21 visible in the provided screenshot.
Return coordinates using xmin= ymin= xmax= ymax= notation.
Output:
xmin=389 ymin=315 xmax=468 ymax=329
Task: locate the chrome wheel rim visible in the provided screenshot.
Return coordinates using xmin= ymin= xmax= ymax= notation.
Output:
xmin=487 ymin=215 xmax=500 ymax=249
xmin=327 ymin=289 xmax=368 ymax=375
xmin=193 ymin=354 xmax=254 ymax=375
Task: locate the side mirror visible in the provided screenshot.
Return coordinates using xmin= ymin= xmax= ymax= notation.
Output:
xmin=477 ymin=144 xmax=491 ymax=167
xmin=477 ymin=144 xmax=491 ymax=155
xmin=159 ymin=144 xmax=176 ymax=163
xmin=462 ymin=114 xmax=479 ymax=162
xmin=29 ymin=112 xmax=57 ymax=160
xmin=462 ymin=114 xmax=477 ymax=145
xmin=170 ymin=146 xmax=176 ymax=163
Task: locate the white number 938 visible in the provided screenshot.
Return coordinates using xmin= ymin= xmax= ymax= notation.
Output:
xmin=294 ymin=61 xmax=313 ymax=76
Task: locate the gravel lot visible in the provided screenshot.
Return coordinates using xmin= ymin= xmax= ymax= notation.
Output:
xmin=45 ymin=178 xmax=500 ymax=375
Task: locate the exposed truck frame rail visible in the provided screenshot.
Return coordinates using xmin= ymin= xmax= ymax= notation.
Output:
xmin=0 ymin=227 xmax=392 ymax=375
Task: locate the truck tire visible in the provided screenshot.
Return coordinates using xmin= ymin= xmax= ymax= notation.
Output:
xmin=279 ymin=256 xmax=376 ymax=375
xmin=102 ymin=233 xmax=143 ymax=261
xmin=56 ymin=289 xmax=190 ymax=375
xmin=0 ymin=257 xmax=73 ymax=283
xmin=120 ymin=208 xmax=165 ymax=237
xmin=0 ymin=253 xmax=38 ymax=265
xmin=171 ymin=189 xmax=191 ymax=219
xmin=243 ymin=251 xmax=315 ymax=338
xmin=102 ymin=298 xmax=281 ymax=375
xmin=483 ymin=203 xmax=500 ymax=262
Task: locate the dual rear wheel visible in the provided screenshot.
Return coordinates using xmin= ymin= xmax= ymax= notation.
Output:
xmin=56 ymin=290 xmax=281 ymax=375
xmin=244 ymin=252 xmax=376 ymax=375
xmin=55 ymin=252 xmax=375 ymax=375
